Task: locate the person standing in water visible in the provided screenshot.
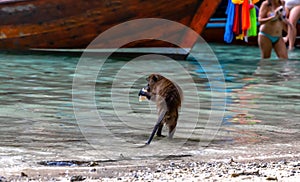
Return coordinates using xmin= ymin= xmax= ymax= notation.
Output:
xmin=284 ymin=0 xmax=300 ymax=50
xmin=258 ymin=0 xmax=292 ymax=58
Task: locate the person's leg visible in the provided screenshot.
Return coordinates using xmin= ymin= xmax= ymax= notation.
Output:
xmin=274 ymin=38 xmax=288 ymax=59
xmin=288 ymin=6 xmax=300 ymax=50
xmin=258 ymin=33 xmax=273 ymax=58
xmin=283 ymin=8 xmax=290 ymax=43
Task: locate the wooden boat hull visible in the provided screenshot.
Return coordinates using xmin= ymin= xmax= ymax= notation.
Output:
xmin=0 ymin=0 xmax=221 ymax=50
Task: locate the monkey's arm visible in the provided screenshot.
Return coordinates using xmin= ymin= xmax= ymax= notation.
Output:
xmin=146 ymin=110 xmax=166 ymax=145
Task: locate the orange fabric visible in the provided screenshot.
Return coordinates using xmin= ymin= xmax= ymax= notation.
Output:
xmin=242 ymin=0 xmax=250 ymax=31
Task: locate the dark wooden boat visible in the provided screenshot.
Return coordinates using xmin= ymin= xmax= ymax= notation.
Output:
xmin=0 ymin=0 xmax=221 ymax=53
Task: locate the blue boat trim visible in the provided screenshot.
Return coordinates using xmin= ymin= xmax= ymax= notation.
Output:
xmin=205 ymin=18 xmax=300 ymax=29
xmin=206 ymin=23 xmax=226 ymax=28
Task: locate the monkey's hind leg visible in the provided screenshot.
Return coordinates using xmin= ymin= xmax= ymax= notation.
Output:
xmin=168 ymin=120 xmax=177 ymax=139
xmin=156 ymin=122 xmax=166 ymax=137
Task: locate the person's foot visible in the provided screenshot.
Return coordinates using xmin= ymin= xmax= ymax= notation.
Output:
xmin=288 ymin=46 xmax=295 ymax=51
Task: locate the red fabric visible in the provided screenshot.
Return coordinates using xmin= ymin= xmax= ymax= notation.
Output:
xmin=233 ymin=4 xmax=240 ymax=35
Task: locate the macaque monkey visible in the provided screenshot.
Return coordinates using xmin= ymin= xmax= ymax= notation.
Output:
xmin=138 ymin=74 xmax=182 ymax=145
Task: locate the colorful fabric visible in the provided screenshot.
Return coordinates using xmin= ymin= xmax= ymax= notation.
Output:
xmin=224 ymin=0 xmax=236 ymax=43
xmin=252 ymin=0 xmax=260 ymax=4
xmin=232 ymin=0 xmax=244 ymax=4
xmin=242 ymin=0 xmax=250 ymax=32
xmin=233 ymin=4 xmax=241 ymax=35
xmin=248 ymin=6 xmax=257 ymax=36
xmin=224 ymin=0 xmax=260 ymax=43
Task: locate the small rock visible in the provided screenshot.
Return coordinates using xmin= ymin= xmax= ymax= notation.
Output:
xmin=279 ymin=160 xmax=287 ymax=165
xmin=292 ymin=162 xmax=300 ymax=167
xmin=260 ymin=163 xmax=268 ymax=168
xmin=20 ymin=172 xmax=28 ymax=177
xmin=88 ymin=162 xmax=98 ymax=167
xmin=189 ymin=162 xmax=197 ymax=167
xmin=90 ymin=168 xmax=96 ymax=172
xmin=266 ymin=176 xmax=277 ymax=181
xmin=169 ymin=162 xmax=175 ymax=167
xmin=204 ymin=173 xmax=211 ymax=179
xmin=0 ymin=176 xmax=7 ymax=182
xmin=241 ymin=176 xmax=252 ymax=180
xmin=155 ymin=169 xmax=162 ymax=173
xmin=231 ymin=173 xmax=240 ymax=178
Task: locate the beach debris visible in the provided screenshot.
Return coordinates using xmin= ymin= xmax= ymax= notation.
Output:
xmin=231 ymin=170 xmax=259 ymax=178
xmin=38 ymin=159 xmax=117 ymax=167
xmin=70 ymin=175 xmax=86 ymax=182
xmin=39 ymin=161 xmax=77 ymax=167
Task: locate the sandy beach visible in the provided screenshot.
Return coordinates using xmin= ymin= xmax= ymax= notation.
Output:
xmin=1 ymin=141 xmax=299 ymax=182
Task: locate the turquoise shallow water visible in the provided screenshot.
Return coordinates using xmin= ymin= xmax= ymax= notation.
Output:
xmin=0 ymin=44 xmax=299 ymax=168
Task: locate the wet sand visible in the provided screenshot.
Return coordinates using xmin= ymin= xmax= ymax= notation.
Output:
xmin=1 ymin=141 xmax=299 ymax=182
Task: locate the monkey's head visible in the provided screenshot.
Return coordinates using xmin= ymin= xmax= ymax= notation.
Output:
xmin=138 ymin=74 xmax=163 ymax=101
xmin=146 ymin=74 xmax=164 ymax=92
xmin=139 ymin=73 xmax=183 ymax=104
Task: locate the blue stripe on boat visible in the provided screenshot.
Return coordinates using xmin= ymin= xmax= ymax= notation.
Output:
xmin=205 ymin=18 xmax=300 ymax=28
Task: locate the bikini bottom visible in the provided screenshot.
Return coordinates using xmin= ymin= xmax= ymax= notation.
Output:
xmin=259 ymin=31 xmax=280 ymax=44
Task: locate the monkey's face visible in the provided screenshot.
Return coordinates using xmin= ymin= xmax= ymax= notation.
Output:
xmin=146 ymin=74 xmax=162 ymax=92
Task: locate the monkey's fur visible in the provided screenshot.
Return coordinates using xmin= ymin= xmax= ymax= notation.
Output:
xmin=138 ymin=74 xmax=182 ymax=145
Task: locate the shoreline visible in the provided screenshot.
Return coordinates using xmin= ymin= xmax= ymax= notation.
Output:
xmin=1 ymin=157 xmax=299 ymax=181
xmin=1 ymin=142 xmax=299 ymax=181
